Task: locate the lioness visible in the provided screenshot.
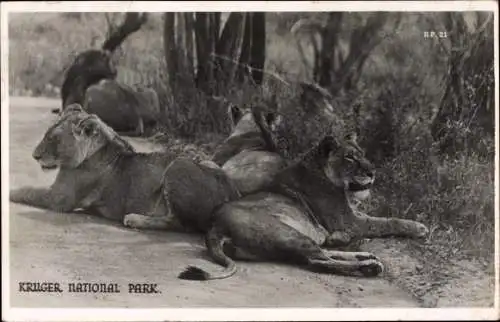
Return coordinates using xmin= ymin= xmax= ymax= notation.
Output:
xmin=10 ymin=104 xmax=195 ymax=230
xmin=83 ymin=79 xmax=161 ymax=137
xmin=177 ymin=122 xmax=429 ymax=280
xmin=55 ymin=49 xmax=160 ymax=137
xmin=210 ymin=103 xmax=286 ymax=195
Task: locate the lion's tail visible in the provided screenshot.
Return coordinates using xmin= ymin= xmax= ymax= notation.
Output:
xmin=178 ymin=226 xmax=237 ymax=281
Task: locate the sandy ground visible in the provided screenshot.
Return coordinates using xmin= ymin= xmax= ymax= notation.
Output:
xmin=5 ymin=96 xmax=464 ymax=309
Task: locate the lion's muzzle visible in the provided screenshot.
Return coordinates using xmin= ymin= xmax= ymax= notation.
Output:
xmin=33 ymin=149 xmax=58 ymax=170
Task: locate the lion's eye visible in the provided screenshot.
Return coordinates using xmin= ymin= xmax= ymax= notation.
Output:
xmin=345 ymin=155 xmax=355 ymax=163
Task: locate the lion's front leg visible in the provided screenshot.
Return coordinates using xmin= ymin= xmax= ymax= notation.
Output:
xmin=10 ymin=187 xmax=76 ymax=212
xmin=322 ymin=210 xmax=429 ymax=247
xmin=351 ymin=211 xmax=429 ymax=240
xmin=123 ymin=212 xmax=185 ymax=231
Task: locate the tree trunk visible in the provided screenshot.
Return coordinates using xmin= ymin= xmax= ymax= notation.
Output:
xmin=102 ymin=13 xmax=148 ymax=52
xmin=214 ymin=12 xmax=247 ymax=94
xmin=163 ymin=13 xmax=178 ymax=92
xmin=238 ymin=13 xmax=253 ymax=82
xmin=249 ymin=12 xmax=266 ymax=85
xmin=317 ymin=13 xmax=342 ymax=87
xmin=184 ymin=13 xmax=196 ymax=85
xmin=194 ymin=13 xmax=211 ymax=92
xmin=431 ymin=12 xmax=494 ymax=156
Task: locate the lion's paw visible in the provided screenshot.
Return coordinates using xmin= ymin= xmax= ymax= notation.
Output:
xmin=10 ymin=188 xmax=29 ymax=203
xmin=354 ymin=252 xmax=379 ymax=262
xmin=413 ymin=222 xmax=429 ymax=239
xmin=359 ymin=259 xmax=384 ymax=277
xmin=199 ymin=160 xmax=221 ymax=170
xmin=123 ymin=213 xmax=147 ymax=229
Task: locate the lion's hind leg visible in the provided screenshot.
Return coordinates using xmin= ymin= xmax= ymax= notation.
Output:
xmin=307 ymin=249 xmax=384 ymax=277
xmin=123 ymin=189 xmax=184 ymax=231
xmin=322 ymin=249 xmax=379 ymax=262
xmin=307 ymin=257 xmax=383 ymax=277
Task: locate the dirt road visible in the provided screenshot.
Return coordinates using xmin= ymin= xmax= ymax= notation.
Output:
xmin=7 ymin=96 xmax=422 ymax=308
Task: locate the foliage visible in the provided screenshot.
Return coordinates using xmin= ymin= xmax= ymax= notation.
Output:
xmin=431 ymin=12 xmax=495 ymax=158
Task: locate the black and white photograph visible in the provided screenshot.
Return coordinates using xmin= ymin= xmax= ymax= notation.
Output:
xmin=1 ymin=1 xmax=498 ymax=321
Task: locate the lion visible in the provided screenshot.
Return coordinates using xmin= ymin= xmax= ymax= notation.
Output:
xmin=176 ymin=117 xmax=430 ymax=280
xmin=209 ymin=103 xmax=286 ymax=195
xmin=54 ymin=49 xmax=160 ymax=137
xmin=9 ymin=104 xmax=189 ymax=230
xmin=82 ymin=79 xmax=161 ymax=137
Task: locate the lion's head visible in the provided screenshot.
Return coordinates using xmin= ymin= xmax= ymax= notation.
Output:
xmin=225 ymin=102 xmax=280 ymax=137
xmin=32 ymin=104 xmax=135 ymax=170
xmin=226 ymin=103 xmax=257 ymax=138
xmin=310 ymin=133 xmax=375 ymax=200
xmin=210 ymin=103 xmax=280 ymax=167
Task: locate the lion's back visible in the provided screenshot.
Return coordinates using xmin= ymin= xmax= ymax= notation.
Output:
xmin=85 ymin=80 xmax=138 ymax=130
xmin=122 ymin=151 xmax=178 ymax=186
xmin=164 ymin=158 xmax=240 ymax=231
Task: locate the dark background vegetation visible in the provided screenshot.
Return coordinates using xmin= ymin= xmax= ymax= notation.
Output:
xmin=8 ymin=11 xmax=495 ymax=265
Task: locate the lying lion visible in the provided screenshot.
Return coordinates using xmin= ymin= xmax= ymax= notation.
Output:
xmin=175 ymin=134 xmax=429 ymax=279
xmin=8 ymin=104 xmax=220 ymax=232
xmin=210 ymin=103 xmax=287 ymax=195
xmin=174 ymin=108 xmax=430 ymax=279
xmin=55 ymin=49 xmax=161 ymax=137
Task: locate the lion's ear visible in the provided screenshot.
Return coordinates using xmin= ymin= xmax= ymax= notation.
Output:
xmin=73 ymin=115 xmax=102 ymax=137
xmin=265 ymin=110 xmax=282 ymax=132
xmin=317 ymin=135 xmax=341 ymax=157
xmin=82 ymin=120 xmax=99 ymax=137
xmin=229 ymin=104 xmax=243 ymax=128
xmin=84 ymin=115 xmax=119 ymax=141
